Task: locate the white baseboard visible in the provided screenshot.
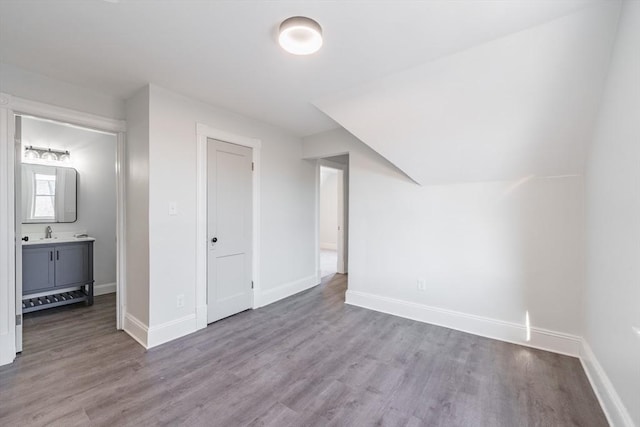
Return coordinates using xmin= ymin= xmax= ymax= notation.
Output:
xmin=0 ymin=332 xmax=16 ymax=366
xmin=345 ymin=290 xmax=582 ymax=357
xmin=580 ymin=340 xmax=635 ymax=427
xmin=123 ymin=312 xmax=148 ymax=349
xmin=94 ymin=282 xmax=116 ymax=296
xmin=320 ymin=242 xmax=337 ymax=250
xmin=196 ymin=304 xmax=207 ymax=330
xmin=256 ymin=274 xmax=319 ymax=308
xmin=147 ymin=314 xmax=197 ymax=348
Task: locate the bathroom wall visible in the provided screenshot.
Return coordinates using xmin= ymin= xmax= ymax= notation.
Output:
xmin=20 ymin=116 xmax=117 ymax=291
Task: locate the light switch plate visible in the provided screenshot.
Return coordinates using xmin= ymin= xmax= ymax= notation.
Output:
xmin=168 ymin=202 xmax=177 ymax=216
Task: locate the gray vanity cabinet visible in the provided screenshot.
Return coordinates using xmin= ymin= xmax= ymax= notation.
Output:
xmin=54 ymin=244 xmax=91 ymax=288
xmin=22 ymin=246 xmax=55 ymax=294
xmin=22 ymin=240 xmax=94 ymax=313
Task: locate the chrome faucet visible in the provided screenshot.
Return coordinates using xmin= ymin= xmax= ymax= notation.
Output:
xmin=45 ymin=226 xmax=52 ymax=239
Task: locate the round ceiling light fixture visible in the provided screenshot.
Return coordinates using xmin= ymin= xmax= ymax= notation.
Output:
xmin=278 ymin=16 xmax=323 ymax=55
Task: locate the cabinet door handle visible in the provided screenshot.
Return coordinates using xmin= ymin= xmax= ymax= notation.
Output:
xmin=56 ymin=250 xmax=59 ymax=260
xmin=50 ymin=251 xmax=53 ymax=261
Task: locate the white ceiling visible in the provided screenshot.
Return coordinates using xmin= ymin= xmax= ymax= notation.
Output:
xmin=0 ymin=0 xmax=603 ymax=136
xmin=315 ymin=2 xmax=621 ymax=184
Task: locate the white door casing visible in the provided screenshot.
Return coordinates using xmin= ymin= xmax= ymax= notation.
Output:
xmin=14 ymin=116 xmax=22 ymax=352
xmin=336 ymin=169 xmax=346 ymax=274
xmin=0 ymin=93 xmax=126 ymax=366
xmin=207 ymin=138 xmax=253 ymax=323
xmin=317 ymin=158 xmax=349 ymax=278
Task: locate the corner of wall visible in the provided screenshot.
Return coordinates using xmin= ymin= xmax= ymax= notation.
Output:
xmin=255 ymin=274 xmax=319 ymax=308
xmin=146 ymin=314 xmax=198 ymax=349
xmin=123 ymin=311 xmax=149 ymax=349
xmin=579 ymin=339 xmax=636 ymax=427
xmin=345 ymin=290 xmax=582 ymax=357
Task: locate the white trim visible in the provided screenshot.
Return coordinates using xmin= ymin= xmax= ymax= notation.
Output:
xmin=319 ymin=158 xmax=346 ymax=171
xmin=195 ymin=123 xmax=261 ymax=328
xmin=0 ymin=93 xmax=127 ymax=366
xmin=94 ymin=282 xmax=117 ymax=296
xmin=317 ymin=158 xmax=349 ymax=280
xmin=314 ymin=161 xmax=321 ymax=282
xmin=0 ymin=334 xmax=15 ymax=366
xmin=1 ymin=93 xmax=126 ymax=133
xmin=580 ymin=340 xmax=635 ymax=427
xmin=320 ymin=242 xmax=338 ymax=250
xmin=147 ymin=314 xmax=197 ymax=348
xmin=255 ymin=275 xmax=320 ymax=308
xmin=196 ymin=123 xmax=262 ymax=149
xmin=123 ymin=313 xmax=149 ymax=349
xmin=0 ymin=96 xmax=17 ymax=365
xmin=115 ymin=131 xmax=126 ymax=330
xmin=345 ymin=290 xmax=582 ymax=357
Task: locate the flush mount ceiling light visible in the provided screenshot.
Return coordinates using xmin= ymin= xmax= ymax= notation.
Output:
xmin=278 ymin=16 xmax=323 ymax=55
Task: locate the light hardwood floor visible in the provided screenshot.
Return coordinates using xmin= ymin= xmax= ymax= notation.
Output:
xmin=0 ymin=275 xmax=607 ymax=426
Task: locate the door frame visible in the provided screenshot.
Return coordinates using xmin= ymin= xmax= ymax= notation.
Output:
xmin=317 ymin=158 xmax=349 ymax=279
xmin=195 ymin=123 xmax=261 ymax=329
xmin=0 ymin=93 xmax=127 ymax=366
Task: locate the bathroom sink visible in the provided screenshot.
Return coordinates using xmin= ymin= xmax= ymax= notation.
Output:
xmin=23 ymin=236 xmax=95 ymax=245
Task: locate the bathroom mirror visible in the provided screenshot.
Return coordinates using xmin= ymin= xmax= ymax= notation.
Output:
xmin=21 ymin=164 xmax=77 ymax=223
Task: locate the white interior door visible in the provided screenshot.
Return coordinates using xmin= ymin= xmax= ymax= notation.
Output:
xmin=14 ymin=115 xmax=22 ymax=352
xmin=207 ymin=138 xmax=253 ymax=323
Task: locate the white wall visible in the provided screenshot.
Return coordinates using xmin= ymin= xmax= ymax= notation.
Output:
xmin=320 ymin=167 xmax=338 ymax=249
xmin=124 ymin=86 xmax=150 ymax=326
xmin=304 ymin=128 xmax=585 ymax=344
xmin=145 ymin=84 xmax=316 ymax=332
xmin=584 ymin=1 xmax=640 ymax=425
xmin=20 ymin=117 xmax=117 ymax=289
xmin=0 ymin=62 xmax=125 ymax=120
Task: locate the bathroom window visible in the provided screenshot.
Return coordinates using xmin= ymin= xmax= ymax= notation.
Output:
xmin=32 ymin=173 xmax=56 ymax=220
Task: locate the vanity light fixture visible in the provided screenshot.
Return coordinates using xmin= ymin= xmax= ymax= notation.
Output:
xmin=59 ymin=151 xmax=71 ymax=163
xmin=278 ymin=16 xmax=323 ymax=55
xmin=40 ymin=149 xmax=58 ymax=161
xmin=24 ymin=146 xmax=40 ymax=160
xmin=23 ymin=146 xmax=71 ymax=164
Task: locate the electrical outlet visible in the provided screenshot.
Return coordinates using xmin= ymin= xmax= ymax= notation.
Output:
xmin=176 ymin=294 xmax=185 ymax=308
xmin=417 ymin=279 xmax=426 ymax=291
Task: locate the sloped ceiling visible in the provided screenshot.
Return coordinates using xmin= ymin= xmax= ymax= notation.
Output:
xmin=314 ymin=3 xmax=621 ymax=184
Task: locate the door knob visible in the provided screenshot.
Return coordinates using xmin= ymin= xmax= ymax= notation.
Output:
xmin=211 ymin=237 xmax=218 ymax=243
xmin=22 ymin=236 xmax=29 ymax=242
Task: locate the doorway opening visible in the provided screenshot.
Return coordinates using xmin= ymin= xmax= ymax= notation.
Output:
xmin=318 ymin=155 xmax=349 ymax=280
xmin=15 ymin=114 xmax=119 ymax=355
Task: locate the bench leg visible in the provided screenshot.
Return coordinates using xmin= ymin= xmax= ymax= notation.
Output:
xmin=87 ymin=283 xmax=94 ymax=306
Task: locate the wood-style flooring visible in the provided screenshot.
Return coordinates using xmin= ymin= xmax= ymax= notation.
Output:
xmin=0 ymin=275 xmax=607 ymax=426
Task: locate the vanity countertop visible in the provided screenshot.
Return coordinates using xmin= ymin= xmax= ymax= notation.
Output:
xmin=23 ymin=236 xmax=95 ymax=246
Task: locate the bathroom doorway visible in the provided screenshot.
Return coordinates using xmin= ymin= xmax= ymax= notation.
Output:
xmin=318 ymin=156 xmax=349 ymax=279
xmin=14 ymin=114 xmax=119 ymax=354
